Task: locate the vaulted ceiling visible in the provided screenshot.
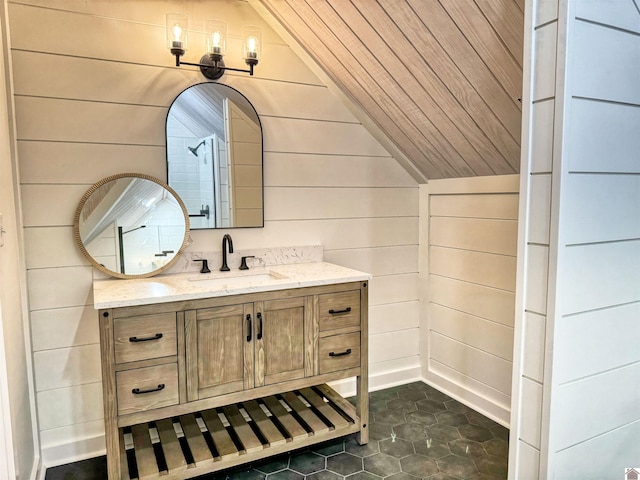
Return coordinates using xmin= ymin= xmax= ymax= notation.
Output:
xmin=255 ymin=0 xmax=523 ymax=180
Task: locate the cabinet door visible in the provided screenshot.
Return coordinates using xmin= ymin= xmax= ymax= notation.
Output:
xmin=185 ymin=303 xmax=254 ymax=401
xmin=255 ymin=296 xmax=312 ymax=387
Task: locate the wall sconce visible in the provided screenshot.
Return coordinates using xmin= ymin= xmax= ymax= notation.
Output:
xmin=166 ymin=13 xmax=261 ymax=80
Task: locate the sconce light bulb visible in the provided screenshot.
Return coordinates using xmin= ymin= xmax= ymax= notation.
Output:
xmin=172 ymin=24 xmax=183 ymax=47
xmin=243 ymin=27 xmax=261 ymax=64
xmin=167 ymin=13 xmax=187 ymax=61
xmin=211 ymin=31 xmax=223 ymax=55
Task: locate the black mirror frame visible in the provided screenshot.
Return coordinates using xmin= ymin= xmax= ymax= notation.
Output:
xmin=165 ymin=82 xmax=264 ymax=229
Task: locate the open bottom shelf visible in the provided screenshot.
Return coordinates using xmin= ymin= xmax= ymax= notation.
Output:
xmin=119 ymin=384 xmax=360 ymax=480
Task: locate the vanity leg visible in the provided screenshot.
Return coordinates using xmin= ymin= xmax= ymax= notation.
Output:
xmin=105 ymin=418 xmax=122 ymax=479
xmin=356 ymin=372 xmax=369 ymax=445
xmin=100 ymin=310 xmax=122 ymax=479
xmin=357 ymin=281 xmax=369 ymax=445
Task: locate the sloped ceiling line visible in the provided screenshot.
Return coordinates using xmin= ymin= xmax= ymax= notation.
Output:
xmin=257 ymin=0 xmax=523 ymax=179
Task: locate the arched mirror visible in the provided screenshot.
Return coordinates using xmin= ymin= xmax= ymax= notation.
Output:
xmin=73 ymin=174 xmax=190 ymax=279
xmin=166 ymin=83 xmax=263 ymax=229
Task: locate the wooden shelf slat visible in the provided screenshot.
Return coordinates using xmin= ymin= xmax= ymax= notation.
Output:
xmin=201 ymin=409 xmax=240 ymax=460
xmin=262 ymin=395 xmax=308 ymax=441
xmin=299 ymin=387 xmax=349 ymax=429
xmin=130 ymin=424 xmax=159 ymax=480
xmin=315 ymin=384 xmax=358 ymax=421
xmin=242 ymin=400 xmax=287 ymax=447
xmin=179 ymin=414 xmax=212 ymax=466
xmin=280 ymin=391 xmax=330 ymax=435
xmin=155 ymin=419 xmax=187 ymax=474
xmin=222 ymin=405 xmax=263 ymax=454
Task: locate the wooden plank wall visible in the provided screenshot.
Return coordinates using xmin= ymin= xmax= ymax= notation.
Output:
xmin=255 ymin=0 xmax=523 ymax=179
xmin=8 ymin=0 xmax=419 ymax=465
xmin=510 ymin=1 xmax=640 ymax=478
xmin=421 ymin=175 xmax=519 ymax=426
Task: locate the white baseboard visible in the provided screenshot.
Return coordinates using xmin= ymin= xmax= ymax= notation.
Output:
xmin=41 ymin=434 xmax=105 ymax=471
xmin=421 ymin=372 xmax=511 ymax=427
xmin=30 ymin=456 xmax=43 ymax=480
xmin=328 ymin=362 xmax=422 ymax=398
xmin=328 ymin=366 xmax=510 ymax=429
xmin=35 ymin=460 xmax=47 ymax=480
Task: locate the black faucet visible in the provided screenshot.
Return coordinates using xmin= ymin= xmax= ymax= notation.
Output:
xmin=220 ymin=234 xmax=234 ymax=271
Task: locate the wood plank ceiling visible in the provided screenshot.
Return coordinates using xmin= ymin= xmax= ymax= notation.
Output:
xmin=256 ymin=0 xmax=523 ymax=180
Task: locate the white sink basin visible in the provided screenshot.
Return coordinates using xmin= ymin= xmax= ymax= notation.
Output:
xmin=188 ymin=271 xmax=288 ymax=289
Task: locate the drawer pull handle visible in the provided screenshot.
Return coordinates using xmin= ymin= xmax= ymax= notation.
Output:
xmin=257 ymin=312 xmax=263 ymax=340
xmin=129 ymin=333 xmax=163 ymax=343
xmin=132 ymin=384 xmax=165 ymax=395
xmin=329 ymin=348 xmax=352 ymax=357
xmin=329 ymin=307 xmax=351 ymax=315
xmin=246 ymin=314 xmax=252 ymax=342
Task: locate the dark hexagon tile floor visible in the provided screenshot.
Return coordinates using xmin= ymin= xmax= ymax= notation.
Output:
xmin=45 ymin=382 xmax=509 ymax=480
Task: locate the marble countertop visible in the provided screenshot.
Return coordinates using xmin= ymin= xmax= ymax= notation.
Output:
xmin=93 ymin=261 xmax=372 ymax=309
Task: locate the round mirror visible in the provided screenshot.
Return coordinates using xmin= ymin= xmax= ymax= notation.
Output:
xmin=73 ymin=174 xmax=190 ymax=279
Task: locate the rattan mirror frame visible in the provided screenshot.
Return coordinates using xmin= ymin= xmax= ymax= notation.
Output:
xmin=73 ymin=173 xmax=190 ymax=279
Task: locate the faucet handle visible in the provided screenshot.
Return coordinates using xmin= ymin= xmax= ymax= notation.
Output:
xmin=194 ymin=259 xmax=211 ymax=273
xmin=239 ymin=256 xmax=255 ymax=270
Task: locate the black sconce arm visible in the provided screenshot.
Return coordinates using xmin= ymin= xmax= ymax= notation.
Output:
xmin=173 ymin=53 xmax=257 ymax=80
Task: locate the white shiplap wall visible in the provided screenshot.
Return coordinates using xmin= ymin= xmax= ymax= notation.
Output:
xmin=420 ymin=176 xmax=519 ymax=426
xmin=508 ymin=1 xmax=557 ymax=476
xmin=551 ymin=2 xmax=640 ymax=476
xmin=0 ymin=5 xmax=38 ymax=477
xmin=8 ymin=0 xmax=419 ymax=465
xmin=510 ymin=0 xmax=640 ymax=478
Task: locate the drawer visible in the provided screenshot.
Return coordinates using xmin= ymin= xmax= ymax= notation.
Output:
xmin=319 ymin=332 xmax=361 ymax=375
xmin=116 ymin=363 xmax=179 ymax=415
xmin=318 ymin=291 xmax=361 ymax=331
xmin=114 ymin=313 xmax=177 ymax=364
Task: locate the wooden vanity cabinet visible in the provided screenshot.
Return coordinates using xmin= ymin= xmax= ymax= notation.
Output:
xmin=99 ymin=281 xmax=368 ymax=480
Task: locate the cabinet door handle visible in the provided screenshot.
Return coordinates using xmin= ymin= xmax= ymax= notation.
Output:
xmin=132 ymin=384 xmax=165 ymax=395
xmin=329 ymin=307 xmax=351 ymax=315
xmin=246 ymin=314 xmax=252 ymax=342
xmin=257 ymin=312 xmax=263 ymax=340
xmin=329 ymin=348 xmax=352 ymax=357
xmin=129 ymin=333 xmax=163 ymax=343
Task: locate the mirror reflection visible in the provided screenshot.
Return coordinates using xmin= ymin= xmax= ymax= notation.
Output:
xmin=166 ymin=83 xmax=263 ymax=229
xmin=74 ymin=174 xmax=190 ymax=279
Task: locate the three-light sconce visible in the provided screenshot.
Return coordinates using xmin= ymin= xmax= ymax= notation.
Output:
xmin=166 ymin=13 xmax=261 ymax=80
